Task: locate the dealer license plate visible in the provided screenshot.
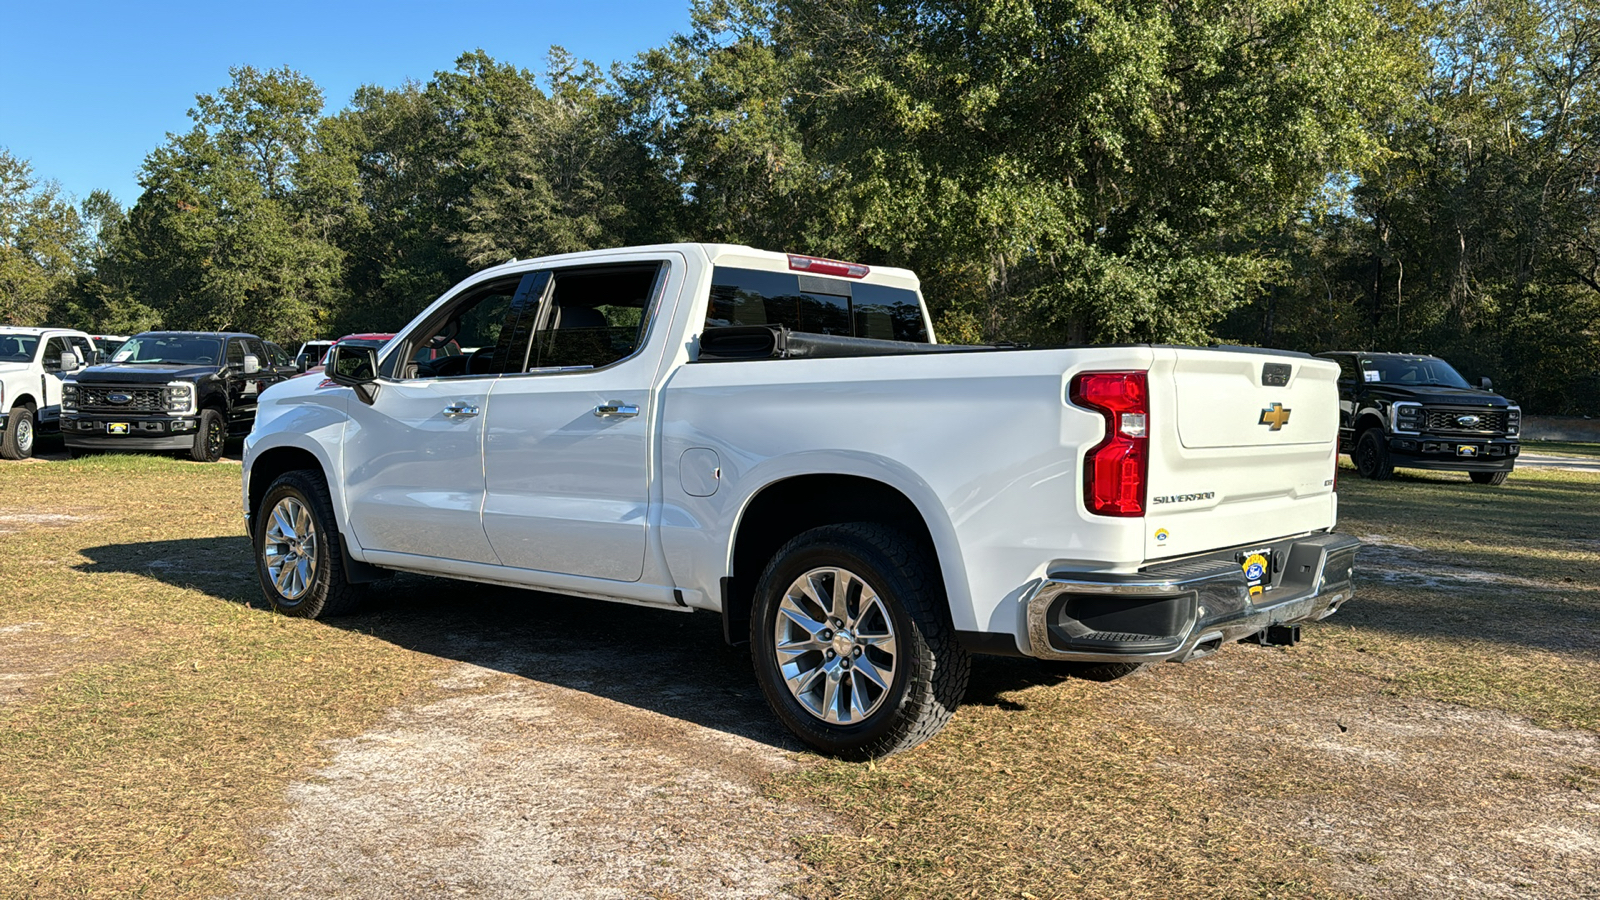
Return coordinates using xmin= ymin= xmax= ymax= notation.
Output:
xmin=1237 ymin=548 xmax=1274 ymax=597
xmin=1457 ymin=445 xmax=1479 ymax=457
xmin=107 ymin=422 xmax=130 ymax=435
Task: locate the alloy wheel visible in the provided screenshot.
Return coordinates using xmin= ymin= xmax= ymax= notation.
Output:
xmin=263 ymin=497 xmax=318 ymax=600
xmin=773 ymin=566 xmax=898 ymax=724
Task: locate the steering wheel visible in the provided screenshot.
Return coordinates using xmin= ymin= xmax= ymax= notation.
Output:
xmin=465 ymin=346 xmax=497 ymax=375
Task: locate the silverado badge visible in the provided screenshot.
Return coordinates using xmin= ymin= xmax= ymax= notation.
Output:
xmin=1258 ymin=403 xmax=1291 ymax=431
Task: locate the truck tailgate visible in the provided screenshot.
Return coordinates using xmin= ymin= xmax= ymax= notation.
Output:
xmin=1144 ymin=348 xmax=1341 ymax=560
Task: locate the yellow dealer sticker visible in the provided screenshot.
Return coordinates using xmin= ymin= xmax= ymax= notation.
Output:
xmin=1241 ymin=552 xmax=1269 ymax=597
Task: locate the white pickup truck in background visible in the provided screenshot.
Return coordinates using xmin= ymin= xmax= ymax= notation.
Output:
xmin=242 ymin=243 xmax=1359 ymax=758
xmin=0 ymin=326 xmax=97 ymax=460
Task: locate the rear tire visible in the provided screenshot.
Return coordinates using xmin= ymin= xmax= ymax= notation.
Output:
xmin=1354 ymin=429 xmax=1393 ymax=480
xmin=1470 ymin=470 xmax=1509 ymax=485
xmin=1 ymin=403 xmax=36 ymax=460
xmin=189 ymin=408 xmax=226 ymax=462
xmin=750 ymin=523 xmax=969 ymax=759
xmin=254 ymin=470 xmax=366 ymax=618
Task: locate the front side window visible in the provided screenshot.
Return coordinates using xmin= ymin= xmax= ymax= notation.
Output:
xmin=398 ymin=275 xmax=537 ymax=379
xmin=707 ymin=267 xmax=929 ymax=342
xmin=226 ymin=340 xmax=246 ymax=367
xmin=42 ymin=337 xmax=71 ymax=370
xmin=112 ymin=335 xmax=223 ymax=365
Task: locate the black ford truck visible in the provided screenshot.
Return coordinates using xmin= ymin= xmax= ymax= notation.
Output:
xmin=61 ymin=331 xmax=292 ymax=462
xmin=1316 ymin=351 xmax=1521 ymax=485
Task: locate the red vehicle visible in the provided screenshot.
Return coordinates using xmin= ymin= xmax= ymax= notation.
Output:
xmin=301 ymin=333 xmax=462 ymax=375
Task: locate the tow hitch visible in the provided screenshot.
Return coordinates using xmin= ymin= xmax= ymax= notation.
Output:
xmin=1244 ymin=624 xmax=1301 ymax=647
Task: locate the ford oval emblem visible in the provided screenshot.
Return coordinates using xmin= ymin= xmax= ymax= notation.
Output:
xmin=107 ymin=392 xmax=132 ymax=405
xmin=1456 ymin=414 xmax=1481 ymax=427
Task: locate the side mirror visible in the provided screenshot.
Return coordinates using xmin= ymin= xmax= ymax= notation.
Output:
xmin=296 ymin=356 xmax=309 ymax=373
xmin=328 ymin=344 xmax=380 ymax=404
xmin=243 ymin=355 xmax=261 ymax=375
xmin=56 ymin=351 xmax=80 ymax=372
xmin=1480 ymin=376 xmax=1493 ymax=391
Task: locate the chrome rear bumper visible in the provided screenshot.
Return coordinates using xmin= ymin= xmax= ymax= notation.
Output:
xmin=1023 ymin=532 xmax=1360 ymax=662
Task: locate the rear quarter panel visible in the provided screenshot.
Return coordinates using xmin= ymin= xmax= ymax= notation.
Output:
xmin=658 ymin=346 xmax=1157 ymax=638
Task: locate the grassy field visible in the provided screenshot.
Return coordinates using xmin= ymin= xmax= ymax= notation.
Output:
xmin=2 ymin=453 xmax=1597 ymax=898
xmin=0 ymin=454 xmax=450 ymax=897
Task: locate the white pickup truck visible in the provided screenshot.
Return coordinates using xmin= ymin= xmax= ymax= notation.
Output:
xmin=0 ymin=326 xmax=97 ymax=459
xmin=242 ymin=243 xmax=1359 ymax=758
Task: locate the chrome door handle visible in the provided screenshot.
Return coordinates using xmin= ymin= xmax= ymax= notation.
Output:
xmin=594 ymin=402 xmax=639 ymax=418
xmin=442 ymin=404 xmax=480 ymax=418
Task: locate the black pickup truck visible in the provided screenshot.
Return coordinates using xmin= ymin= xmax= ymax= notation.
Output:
xmin=61 ymin=331 xmax=294 ymax=462
xmin=1315 ymin=351 xmax=1521 ymax=485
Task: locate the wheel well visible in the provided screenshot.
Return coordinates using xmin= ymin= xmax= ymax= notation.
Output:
xmin=8 ymin=393 xmax=37 ymax=411
xmin=723 ymin=474 xmax=940 ymax=646
xmin=1355 ymin=413 xmax=1386 ymax=436
xmin=249 ymin=447 xmax=325 ymax=525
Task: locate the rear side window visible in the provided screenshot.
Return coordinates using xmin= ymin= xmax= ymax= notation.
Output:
xmin=708 ymin=267 xmax=929 ymax=342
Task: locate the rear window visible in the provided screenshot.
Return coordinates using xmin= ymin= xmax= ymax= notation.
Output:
xmin=708 ymin=267 xmax=929 ymax=342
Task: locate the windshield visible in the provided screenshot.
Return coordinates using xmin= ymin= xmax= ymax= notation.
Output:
xmin=111 ymin=335 xmax=222 ymax=366
xmin=0 ymin=335 xmax=40 ymax=363
xmin=1359 ymin=355 xmax=1471 ymax=388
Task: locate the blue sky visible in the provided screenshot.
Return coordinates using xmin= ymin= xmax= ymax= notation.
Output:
xmin=1 ymin=0 xmax=694 ymax=207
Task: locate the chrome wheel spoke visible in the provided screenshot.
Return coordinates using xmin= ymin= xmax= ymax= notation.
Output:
xmin=827 ymin=569 xmax=852 ymax=623
xmin=777 ymin=600 xmax=826 ymax=638
xmin=820 ymin=671 xmax=843 ymax=723
xmin=852 ymin=654 xmax=891 ymax=692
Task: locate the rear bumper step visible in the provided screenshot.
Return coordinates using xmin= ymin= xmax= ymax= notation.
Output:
xmin=1022 ymin=532 xmax=1360 ymax=662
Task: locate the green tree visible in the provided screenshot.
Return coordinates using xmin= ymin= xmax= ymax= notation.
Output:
xmin=627 ymin=0 xmax=1416 ymax=344
xmin=1255 ymin=0 xmax=1600 ymax=412
xmin=0 ymin=149 xmax=86 ymax=325
xmin=113 ymin=66 xmax=349 ymax=344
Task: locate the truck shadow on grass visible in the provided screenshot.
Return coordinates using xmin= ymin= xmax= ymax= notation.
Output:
xmin=74 ymin=536 xmax=1087 ymax=749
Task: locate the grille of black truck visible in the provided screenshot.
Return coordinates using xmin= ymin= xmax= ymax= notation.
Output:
xmin=78 ymin=386 xmax=164 ymax=413
xmin=1424 ymin=408 xmax=1508 ymax=434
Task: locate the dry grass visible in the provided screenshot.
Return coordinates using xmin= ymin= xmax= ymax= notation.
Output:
xmin=3 ymin=453 xmax=1599 ymax=899
xmin=0 ymin=454 xmax=448 ymax=898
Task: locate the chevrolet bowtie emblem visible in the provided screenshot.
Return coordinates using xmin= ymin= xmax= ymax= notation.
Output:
xmin=1259 ymin=403 xmax=1291 ymax=431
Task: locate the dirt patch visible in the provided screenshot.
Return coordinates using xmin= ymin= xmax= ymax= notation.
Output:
xmin=0 ymin=622 xmax=110 ymax=706
xmin=1356 ymin=536 xmax=1592 ymax=593
xmin=228 ymin=661 xmax=828 ymax=899
xmin=0 ymin=509 xmax=101 ymax=534
xmin=1116 ymin=652 xmax=1600 ymax=900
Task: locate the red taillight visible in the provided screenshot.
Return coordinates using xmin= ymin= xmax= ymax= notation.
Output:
xmin=787 ymin=253 xmax=870 ymax=279
xmin=1070 ymin=371 xmax=1149 ymax=517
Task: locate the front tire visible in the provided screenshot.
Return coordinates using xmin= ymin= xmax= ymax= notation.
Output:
xmin=1354 ymin=429 xmax=1393 ymax=480
xmin=750 ymin=523 xmax=969 ymax=759
xmin=1 ymin=403 xmax=36 ymax=460
xmin=254 ymin=470 xmax=365 ymax=618
xmin=1470 ymin=470 xmax=1509 ymax=485
xmin=189 ymin=408 xmax=226 ymax=462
